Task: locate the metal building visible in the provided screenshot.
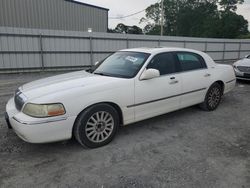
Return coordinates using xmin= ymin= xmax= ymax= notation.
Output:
xmin=0 ymin=0 xmax=109 ymax=32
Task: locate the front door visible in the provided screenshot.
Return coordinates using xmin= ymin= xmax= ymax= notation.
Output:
xmin=133 ymin=52 xmax=182 ymax=122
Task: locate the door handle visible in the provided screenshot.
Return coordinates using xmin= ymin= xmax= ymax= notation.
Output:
xmin=169 ymin=80 xmax=179 ymax=84
xmin=204 ymin=73 xmax=211 ymax=77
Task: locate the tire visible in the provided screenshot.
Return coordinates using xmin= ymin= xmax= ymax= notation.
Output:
xmin=74 ymin=103 xmax=119 ymax=148
xmin=199 ymin=82 xmax=223 ymax=111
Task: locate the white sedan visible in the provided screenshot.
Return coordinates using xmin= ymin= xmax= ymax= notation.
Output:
xmin=5 ymin=47 xmax=236 ymax=148
xmin=233 ymin=54 xmax=250 ymax=80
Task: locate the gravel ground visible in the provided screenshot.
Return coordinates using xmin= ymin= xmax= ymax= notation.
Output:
xmin=0 ymin=71 xmax=249 ymax=188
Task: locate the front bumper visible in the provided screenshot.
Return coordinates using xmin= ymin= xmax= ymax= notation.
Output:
xmin=5 ymin=98 xmax=77 ymax=143
xmin=234 ymin=68 xmax=250 ymax=80
xmin=4 ymin=112 xmax=12 ymax=129
xmin=236 ymin=75 xmax=250 ymax=81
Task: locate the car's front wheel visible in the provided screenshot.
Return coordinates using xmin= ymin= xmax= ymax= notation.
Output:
xmin=200 ymin=82 xmax=223 ymax=111
xmin=74 ymin=104 xmax=119 ymax=148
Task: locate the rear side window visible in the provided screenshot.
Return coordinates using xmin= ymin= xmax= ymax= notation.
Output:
xmin=177 ymin=52 xmax=206 ymax=71
xmin=147 ymin=52 xmax=177 ymax=75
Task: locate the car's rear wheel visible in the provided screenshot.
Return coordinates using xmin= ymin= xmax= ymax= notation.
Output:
xmin=74 ymin=104 xmax=119 ymax=148
xmin=200 ymin=82 xmax=223 ymax=111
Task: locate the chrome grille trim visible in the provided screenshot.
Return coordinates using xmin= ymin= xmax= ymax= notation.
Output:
xmin=14 ymin=89 xmax=27 ymax=111
xmin=237 ymin=66 xmax=250 ymax=73
xmin=13 ymin=116 xmax=67 ymax=125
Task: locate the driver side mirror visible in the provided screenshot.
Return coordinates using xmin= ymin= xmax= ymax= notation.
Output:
xmin=95 ymin=61 xmax=100 ymax=66
xmin=245 ymin=55 xmax=250 ymax=58
xmin=140 ymin=69 xmax=160 ymax=80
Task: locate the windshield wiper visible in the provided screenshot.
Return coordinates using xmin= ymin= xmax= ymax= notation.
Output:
xmin=85 ymin=68 xmax=93 ymax=72
xmin=93 ymin=72 xmax=129 ymax=79
xmin=93 ymin=72 xmax=111 ymax=77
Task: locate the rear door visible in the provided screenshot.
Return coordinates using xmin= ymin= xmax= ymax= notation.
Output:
xmin=175 ymin=52 xmax=211 ymax=108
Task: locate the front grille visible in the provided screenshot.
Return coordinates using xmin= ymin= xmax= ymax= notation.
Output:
xmin=237 ymin=66 xmax=250 ymax=73
xmin=244 ymin=73 xmax=250 ymax=78
xmin=14 ymin=89 xmax=26 ymax=111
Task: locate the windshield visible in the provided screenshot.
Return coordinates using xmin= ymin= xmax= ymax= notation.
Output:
xmin=93 ymin=51 xmax=150 ymax=78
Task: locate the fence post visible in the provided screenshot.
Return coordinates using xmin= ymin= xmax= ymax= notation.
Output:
xmin=238 ymin=41 xmax=241 ymax=59
xmin=183 ymin=41 xmax=186 ymax=48
xmin=126 ymin=37 xmax=129 ymax=48
xmin=204 ymin=41 xmax=208 ymax=53
xmin=222 ymin=42 xmax=226 ymax=63
xmin=39 ymin=34 xmax=44 ymax=70
xmin=89 ymin=36 xmax=93 ymax=66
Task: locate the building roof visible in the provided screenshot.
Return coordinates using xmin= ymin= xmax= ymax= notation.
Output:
xmin=65 ymin=0 xmax=109 ymax=11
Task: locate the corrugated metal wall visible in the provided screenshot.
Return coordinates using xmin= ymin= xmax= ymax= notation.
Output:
xmin=0 ymin=0 xmax=108 ymax=32
xmin=0 ymin=26 xmax=250 ymax=73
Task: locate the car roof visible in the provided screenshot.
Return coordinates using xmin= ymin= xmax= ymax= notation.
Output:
xmin=119 ymin=47 xmax=203 ymax=55
xmin=119 ymin=47 xmax=216 ymax=67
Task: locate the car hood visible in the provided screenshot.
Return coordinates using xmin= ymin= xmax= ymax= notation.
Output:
xmin=234 ymin=58 xmax=250 ymax=66
xmin=20 ymin=70 xmax=122 ymax=100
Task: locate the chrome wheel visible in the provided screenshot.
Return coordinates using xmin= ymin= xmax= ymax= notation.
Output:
xmin=207 ymin=87 xmax=221 ymax=108
xmin=85 ymin=111 xmax=114 ymax=143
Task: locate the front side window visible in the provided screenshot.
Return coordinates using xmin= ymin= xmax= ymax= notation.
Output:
xmin=147 ymin=52 xmax=177 ymax=75
xmin=93 ymin=51 xmax=150 ymax=78
xmin=177 ymin=52 xmax=206 ymax=71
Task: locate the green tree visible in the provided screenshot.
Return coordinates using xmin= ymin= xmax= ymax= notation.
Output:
xmin=218 ymin=0 xmax=248 ymax=38
xmin=140 ymin=0 xmax=249 ymax=38
xmin=219 ymin=0 xmax=244 ymax=11
xmin=217 ymin=11 xmax=249 ymax=38
xmin=238 ymin=33 xmax=250 ymax=39
xmin=139 ymin=3 xmax=162 ymax=35
xmin=107 ymin=28 xmax=117 ymax=33
xmin=128 ymin=25 xmax=143 ymax=34
xmin=175 ymin=0 xmax=219 ymax=37
xmin=115 ymin=23 xmax=128 ymax=33
xmin=143 ymin=24 xmax=161 ymax=35
xmin=111 ymin=23 xmax=143 ymax=34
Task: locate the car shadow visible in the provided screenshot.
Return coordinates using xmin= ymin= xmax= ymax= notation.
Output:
xmin=33 ymin=106 xmax=204 ymax=150
xmin=3 ymin=95 xmax=233 ymax=155
xmin=236 ymin=79 xmax=250 ymax=85
xmin=2 ymin=105 xmax=201 ymax=155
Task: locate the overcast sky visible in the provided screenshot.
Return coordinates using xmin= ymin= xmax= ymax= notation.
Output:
xmin=78 ymin=0 xmax=250 ymax=30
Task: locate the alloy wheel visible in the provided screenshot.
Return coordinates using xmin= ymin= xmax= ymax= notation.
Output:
xmin=85 ymin=111 xmax=114 ymax=143
xmin=207 ymin=87 xmax=221 ymax=108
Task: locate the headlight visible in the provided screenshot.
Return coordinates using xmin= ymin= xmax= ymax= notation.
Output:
xmin=22 ymin=103 xmax=66 ymax=118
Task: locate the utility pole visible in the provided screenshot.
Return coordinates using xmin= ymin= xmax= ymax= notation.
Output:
xmin=160 ymin=0 xmax=164 ymax=36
